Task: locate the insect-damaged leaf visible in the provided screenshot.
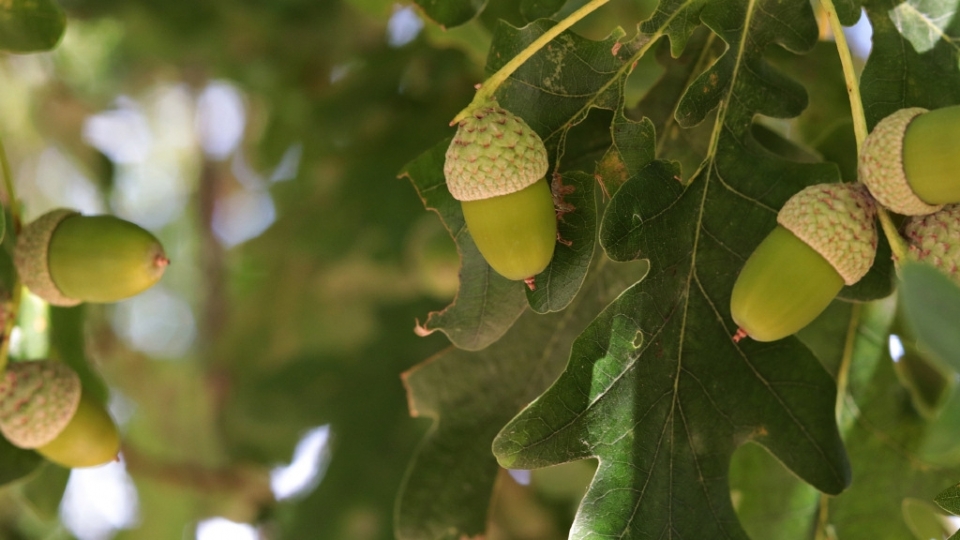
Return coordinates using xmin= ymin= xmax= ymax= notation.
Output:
xmin=493 ymin=0 xmax=852 ymax=536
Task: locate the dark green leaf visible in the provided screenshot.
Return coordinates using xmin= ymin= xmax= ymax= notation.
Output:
xmin=861 ymin=0 xmax=960 ymax=129
xmin=526 ymin=171 xmax=597 ymax=313
xmin=396 ymin=258 xmax=649 ymax=540
xmin=402 ymin=140 xmax=528 ymax=351
xmin=835 ymin=0 xmax=864 ymax=26
xmin=0 ymin=0 xmax=66 ymax=53
xmin=520 ymin=0 xmax=567 ymax=22
xmin=936 ymin=483 xmax=960 ymax=515
xmin=899 ymin=262 xmax=960 ymax=372
xmin=0 ymin=436 xmax=41 ymax=486
xmin=50 ymin=306 xmax=109 ymax=405
xmin=494 ymin=0 xmax=854 ymax=536
xmin=414 ymin=0 xmax=488 ymax=28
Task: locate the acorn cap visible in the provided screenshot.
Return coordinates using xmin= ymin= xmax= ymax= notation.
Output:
xmin=443 ymin=103 xmax=548 ymax=202
xmin=859 ymin=107 xmax=943 ymax=216
xmin=14 ymin=209 xmax=82 ymax=307
xmin=0 ymin=360 xmax=82 ymax=449
xmin=904 ymin=204 xmax=960 ymax=283
xmin=777 ymin=182 xmax=878 ymax=285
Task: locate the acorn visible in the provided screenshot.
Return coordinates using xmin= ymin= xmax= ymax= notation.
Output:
xmin=444 ymin=103 xmax=557 ymax=287
xmin=859 ymin=105 xmax=960 ymax=216
xmin=15 ymin=209 xmax=169 ymax=306
xmin=731 ymin=182 xmax=878 ymax=342
xmin=0 ymin=360 xmax=120 ymax=468
xmin=904 ymin=203 xmax=960 ymax=284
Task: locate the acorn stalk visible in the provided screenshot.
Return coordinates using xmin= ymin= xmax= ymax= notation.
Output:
xmin=444 ymin=103 xmax=557 ymax=287
xmin=730 ymin=182 xmax=878 ymax=342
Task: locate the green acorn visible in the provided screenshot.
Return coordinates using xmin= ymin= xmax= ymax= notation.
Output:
xmin=444 ymin=103 xmax=557 ymax=288
xmin=731 ymin=183 xmax=878 ymax=342
xmin=36 ymin=390 xmax=121 ymax=468
xmin=860 ymin=106 xmax=960 ymax=215
xmin=904 ymin=203 xmax=960 ymax=284
xmin=0 ymin=360 xmax=81 ymax=449
xmin=15 ymin=209 xmax=169 ymax=306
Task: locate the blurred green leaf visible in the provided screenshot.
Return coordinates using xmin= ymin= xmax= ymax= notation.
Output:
xmin=0 ymin=0 xmax=66 ymax=53
xmin=903 ymin=497 xmax=956 ymax=540
xmin=899 ymin=262 xmax=960 ymax=373
xmin=729 ymin=442 xmax=820 ymax=540
xmin=824 ymin=297 xmax=960 ymax=538
xmin=0 ymin=437 xmax=41 ymax=487
xmin=19 ymin=463 xmax=70 ymax=522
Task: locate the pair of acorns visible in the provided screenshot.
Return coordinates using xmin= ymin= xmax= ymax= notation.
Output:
xmin=0 ymin=209 xmax=168 ymax=467
xmin=443 ymin=102 xmax=960 ymax=343
xmin=731 ymin=106 xmax=960 ymax=342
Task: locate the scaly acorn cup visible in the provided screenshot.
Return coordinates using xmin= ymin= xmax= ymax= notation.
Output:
xmin=730 ymin=182 xmax=878 ymax=342
xmin=37 ymin=390 xmax=121 ymax=468
xmin=904 ymin=203 xmax=960 ymax=284
xmin=15 ymin=209 xmax=169 ymax=305
xmin=444 ymin=102 xmax=557 ymax=288
xmin=0 ymin=360 xmax=81 ymax=449
xmin=860 ymin=105 xmax=960 ymax=215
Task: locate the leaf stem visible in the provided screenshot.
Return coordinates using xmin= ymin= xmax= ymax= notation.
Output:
xmin=819 ymin=0 xmax=909 ymax=264
xmin=450 ymin=0 xmax=612 ymax=125
xmin=0 ymin=132 xmax=21 ymax=374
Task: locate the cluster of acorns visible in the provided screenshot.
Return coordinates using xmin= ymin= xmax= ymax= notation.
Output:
xmin=0 ymin=209 xmax=168 ymax=468
xmin=731 ymin=105 xmax=960 ymax=342
xmin=443 ymin=101 xmax=960 ymax=344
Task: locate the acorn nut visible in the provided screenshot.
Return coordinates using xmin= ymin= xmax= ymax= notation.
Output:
xmin=859 ymin=105 xmax=960 ymax=215
xmin=904 ymin=203 xmax=960 ymax=284
xmin=37 ymin=390 xmax=121 ymax=468
xmin=444 ymin=103 xmax=557 ymax=287
xmin=15 ymin=209 xmax=169 ymax=305
xmin=730 ymin=182 xmax=878 ymax=342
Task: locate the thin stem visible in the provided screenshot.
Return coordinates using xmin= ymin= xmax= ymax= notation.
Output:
xmin=0 ymin=133 xmax=20 ymax=374
xmin=819 ymin=0 xmax=910 ymax=264
xmin=835 ymin=303 xmax=860 ymax=421
xmin=450 ymin=0 xmax=612 ymax=125
xmin=820 ymin=0 xmax=868 ymax=149
xmin=0 ymin=135 xmax=18 ymax=232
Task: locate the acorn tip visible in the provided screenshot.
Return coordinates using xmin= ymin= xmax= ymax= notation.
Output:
xmin=732 ymin=328 xmax=749 ymax=343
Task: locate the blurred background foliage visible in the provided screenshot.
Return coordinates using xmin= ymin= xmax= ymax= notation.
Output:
xmin=0 ymin=0 xmax=662 ymax=538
